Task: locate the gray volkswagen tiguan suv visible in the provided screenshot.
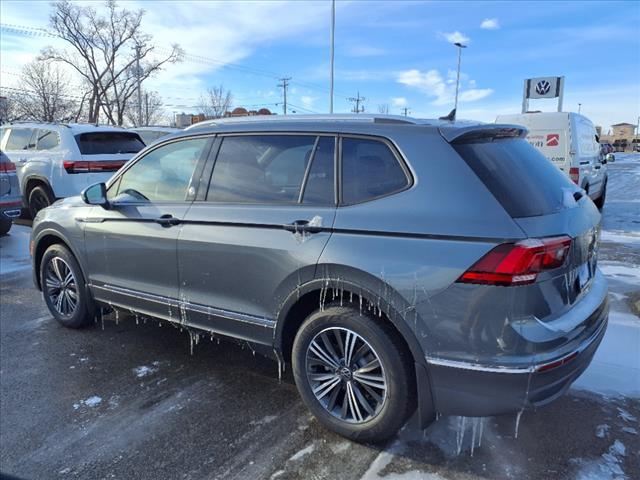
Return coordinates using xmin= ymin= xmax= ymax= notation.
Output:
xmin=31 ymin=115 xmax=608 ymax=441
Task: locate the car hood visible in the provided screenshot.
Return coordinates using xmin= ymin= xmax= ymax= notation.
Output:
xmin=50 ymin=195 xmax=86 ymax=209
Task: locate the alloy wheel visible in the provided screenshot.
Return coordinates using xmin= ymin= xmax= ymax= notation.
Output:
xmin=45 ymin=257 xmax=78 ymax=316
xmin=305 ymin=327 xmax=387 ymax=424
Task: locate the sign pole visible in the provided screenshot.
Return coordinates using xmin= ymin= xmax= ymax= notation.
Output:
xmin=557 ymin=76 xmax=565 ymax=112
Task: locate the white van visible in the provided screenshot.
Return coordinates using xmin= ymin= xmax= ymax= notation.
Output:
xmin=0 ymin=123 xmax=145 ymax=217
xmin=496 ymin=112 xmax=610 ymax=208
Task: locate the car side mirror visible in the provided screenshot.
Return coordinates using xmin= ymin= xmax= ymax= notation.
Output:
xmin=605 ymin=153 xmax=615 ymax=163
xmin=81 ymin=182 xmax=110 ymax=209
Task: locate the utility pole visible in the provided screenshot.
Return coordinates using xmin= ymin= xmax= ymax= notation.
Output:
xmin=402 ymin=107 xmax=410 ymax=117
xmin=348 ymin=92 xmax=365 ymax=113
xmin=135 ymin=44 xmax=143 ymax=126
xmin=329 ymin=0 xmax=335 ymax=114
xmin=278 ymin=77 xmax=291 ymax=115
xmin=144 ymin=92 xmax=149 ymax=126
xmin=453 ymin=42 xmax=467 ymax=120
xmin=578 ymin=103 xmax=582 ymax=114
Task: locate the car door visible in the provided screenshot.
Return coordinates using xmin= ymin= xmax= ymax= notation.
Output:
xmin=84 ymin=135 xmax=212 ymax=320
xmin=177 ymin=134 xmax=337 ymax=344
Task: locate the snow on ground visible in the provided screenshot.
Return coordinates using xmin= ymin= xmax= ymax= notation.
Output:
xmin=1 ymin=154 xmax=638 ymax=480
xmin=0 ymin=224 xmax=31 ymax=274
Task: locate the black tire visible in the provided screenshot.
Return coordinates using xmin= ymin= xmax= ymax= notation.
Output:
xmin=292 ymin=304 xmax=415 ymax=442
xmin=40 ymin=244 xmax=95 ymax=328
xmin=0 ymin=217 xmax=11 ymax=236
xmin=594 ymin=182 xmax=607 ymax=210
xmin=28 ymin=185 xmax=54 ymax=218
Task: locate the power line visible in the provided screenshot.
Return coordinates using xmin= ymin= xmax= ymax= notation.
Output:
xmin=1 ymin=22 xmax=354 ymax=101
xmin=347 ymin=92 xmax=366 ymax=113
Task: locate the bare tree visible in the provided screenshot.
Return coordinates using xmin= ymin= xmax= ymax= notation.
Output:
xmin=377 ymin=103 xmax=390 ymax=115
xmin=199 ymin=85 xmax=233 ymax=119
xmin=42 ymin=0 xmax=183 ymax=125
xmin=125 ymin=90 xmax=166 ymax=126
xmin=8 ymin=59 xmax=80 ymax=122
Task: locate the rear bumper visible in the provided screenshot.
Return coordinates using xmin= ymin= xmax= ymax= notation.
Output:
xmin=425 ymin=295 xmax=609 ymax=417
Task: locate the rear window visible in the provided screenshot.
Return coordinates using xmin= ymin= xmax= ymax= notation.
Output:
xmin=75 ymin=132 xmax=145 ymax=155
xmin=453 ymin=137 xmax=575 ymax=218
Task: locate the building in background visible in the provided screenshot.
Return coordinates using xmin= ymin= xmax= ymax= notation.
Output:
xmin=600 ymin=122 xmax=638 ymax=152
xmin=173 ymin=107 xmax=274 ymax=128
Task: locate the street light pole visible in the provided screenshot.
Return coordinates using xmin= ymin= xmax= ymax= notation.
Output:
xmin=453 ymin=42 xmax=467 ymax=118
xmin=578 ymin=103 xmax=582 ymax=114
xmin=329 ymin=0 xmax=335 ymax=114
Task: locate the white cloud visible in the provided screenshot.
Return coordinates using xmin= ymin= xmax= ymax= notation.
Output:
xmin=300 ymin=95 xmax=316 ymax=108
xmin=480 ymin=18 xmax=500 ymax=30
xmin=397 ymin=69 xmax=492 ymax=106
xmin=392 ymin=97 xmax=407 ymax=107
xmin=345 ymin=45 xmax=388 ymax=57
xmin=441 ymin=31 xmax=470 ymax=45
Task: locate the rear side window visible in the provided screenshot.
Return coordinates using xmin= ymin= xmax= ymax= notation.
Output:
xmin=341 ymin=137 xmax=409 ymax=205
xmin=75 ymin=132 xmax=145 ymax=155
xmin=36 ymin=129 xmax=60 ymax=150
xmin=6 ymin=129 xmax=34 ymax=150
xmin=453 ymin=137 xmax=575 ymax=218
xmin=207 ymin=135 xmax=317 ymax=204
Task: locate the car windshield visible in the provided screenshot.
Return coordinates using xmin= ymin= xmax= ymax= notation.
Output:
xmin=75 ymin=132 xmax=145 ymax=155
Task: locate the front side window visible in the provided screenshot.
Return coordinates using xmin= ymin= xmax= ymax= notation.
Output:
xmin=36 ymin=129 xmax=60 ymax=150
xmin=341 ymin=137 xmax=410 ymax=205
xmin=109 ymin=138 xmax=207 ymax=202
xmin=207 ymin=135 xmax=317 ymax=204
xmin=6 ymin=129 xmax=34 ymax=151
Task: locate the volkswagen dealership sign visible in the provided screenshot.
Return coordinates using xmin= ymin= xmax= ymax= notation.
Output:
xmin=522 ymin=76 xmax=565 ymax=112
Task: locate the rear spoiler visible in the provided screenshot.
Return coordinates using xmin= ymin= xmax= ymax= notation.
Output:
xmin=439 ymin=124 xmax=528 ymax=144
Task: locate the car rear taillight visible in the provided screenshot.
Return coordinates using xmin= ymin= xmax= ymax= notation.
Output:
xmin=457 ymin=236 xmax=572 ymax=286
xmin=63 ymin=160 xmax=126 ymax=174
xmin=569 ymin=167 xmax=580 ymax=184
xmin=0 ymin=161 xmax=16 ymax=173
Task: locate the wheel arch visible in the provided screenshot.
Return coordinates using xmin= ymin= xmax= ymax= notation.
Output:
xmin=23 ymin=175 xmax=55 ymax=205
xmin=33 ymin=229 xmax=87 ymax=292
xmin=274 ymin=270 xmax=437 ymax=428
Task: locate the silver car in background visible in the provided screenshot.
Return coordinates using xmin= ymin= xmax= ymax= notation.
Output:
xmin=30 ymin=115 xmax=608 ymax=441
xmin=0 ymin=150 xmax=21 ymax=235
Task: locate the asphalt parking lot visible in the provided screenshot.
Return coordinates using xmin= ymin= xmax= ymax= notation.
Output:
xmin=1 ymin=155 xmax=639 ymax=480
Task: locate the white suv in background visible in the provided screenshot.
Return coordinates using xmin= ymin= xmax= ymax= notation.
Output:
xmin=0 ymin=123 xmax=146 ymax=217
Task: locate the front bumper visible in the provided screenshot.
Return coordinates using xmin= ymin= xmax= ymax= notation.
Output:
xmin=424 ymin=293 xmax=609 ymax=417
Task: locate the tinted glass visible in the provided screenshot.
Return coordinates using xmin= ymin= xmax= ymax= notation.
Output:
xmin=453 ymin=138 xmax=575 ymax=218
xmin=137 ymin=130 xmax=171 ymax=145
xmin=111 ymin=138 xmax=207 ymax=202
xmin=6 ymin=129 xmax=34 ymax=150
xmin=75 ymin=132 xmax=145 ymax=155
xmin=341 ymin=137 xmax=409 ymax=205
xmin=207 ymin=135 xmax=316 ymax=204
xmin=303 ymin=136 xmax=335 ymax=205
xmin=36 ymin=129 xmax=60 ymax=150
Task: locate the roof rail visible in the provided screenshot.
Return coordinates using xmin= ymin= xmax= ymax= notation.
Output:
xmin=185 ymin=114 xmax=423 ymax=130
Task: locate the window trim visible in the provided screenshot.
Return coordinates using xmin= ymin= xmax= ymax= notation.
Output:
xmin=338 ymin=133 xmax=414 ymax=207
xmin=105 ymin=133 xmax=215 ymax=205
xmin=202 ymin=132 xmax=339 ymax=207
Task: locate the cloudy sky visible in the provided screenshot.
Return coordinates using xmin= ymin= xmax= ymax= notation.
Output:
xmin=1 ymin=0 xmax=639 ymax=130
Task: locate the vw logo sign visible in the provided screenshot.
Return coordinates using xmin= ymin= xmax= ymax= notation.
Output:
xmin=535 ymin=80 xmax=551 ymax=95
